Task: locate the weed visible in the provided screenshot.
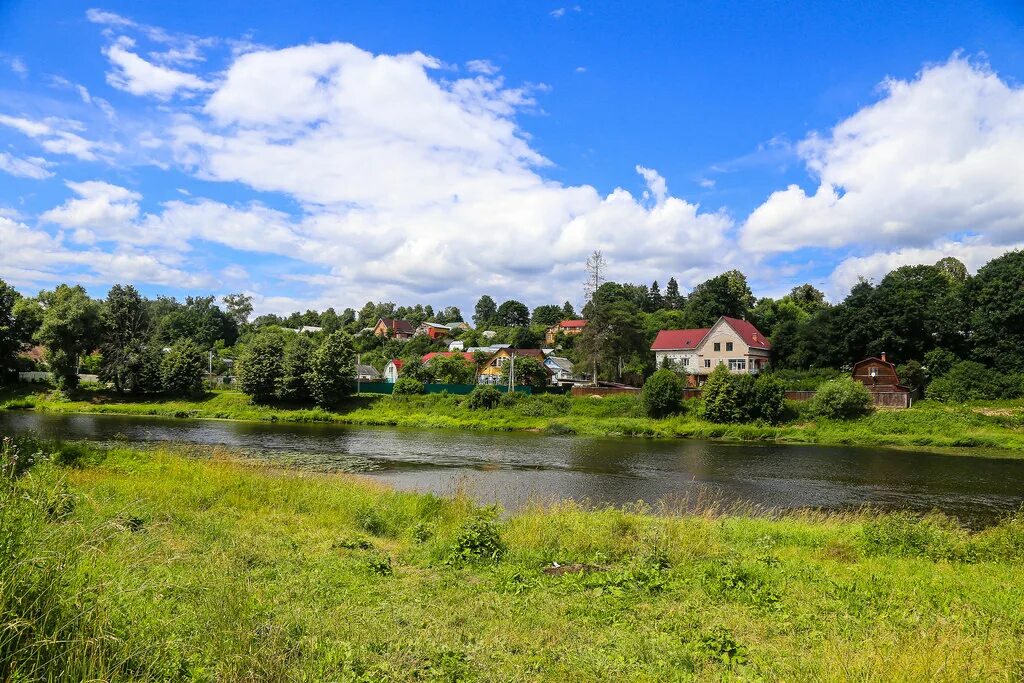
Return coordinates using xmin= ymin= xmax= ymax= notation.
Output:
xmin=447 ymin=509 xmax=505 ymax=565
xmin=693 ymin=626 xmax=748 ymax=667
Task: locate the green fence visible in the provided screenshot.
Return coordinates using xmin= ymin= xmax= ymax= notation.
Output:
xmin=357 ymin=382 xmax=532 ymax=395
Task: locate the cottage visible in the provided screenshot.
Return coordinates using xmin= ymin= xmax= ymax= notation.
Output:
xmin=544 ymin=356 xmax=580 ymax=385
xmin=651 ymin=316 xmax=771 ymax=386
xmin=356 ymin=364 xmax=381 ymax=382
xmin=373 ymin=318 xmax=415 ymax=340
xmin=448 ymin=340 xmax=466 ymax=351
xmin=422 ymin=351 xmax=478 ymax=365
xmin=383 ymin=359 xmax=404 ymax=383
xmin=416 ymin=321 xmax=451 ymax=340
xmin=545 ymin=319 xmax=587 ymax=345
xmin=477 ymin=348 xmax=551 ymax=385
xmin=852 ymin=353 xmax=912 ymax=407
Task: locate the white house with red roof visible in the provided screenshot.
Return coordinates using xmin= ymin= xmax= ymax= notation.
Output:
xmin=651 ymin=316 xmax=771 ymax=385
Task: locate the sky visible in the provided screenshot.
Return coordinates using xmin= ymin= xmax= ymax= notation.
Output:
xmin=1 ymin=1 xmax=1023 ymax=315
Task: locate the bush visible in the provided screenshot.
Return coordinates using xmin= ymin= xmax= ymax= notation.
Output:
xmin=702 ymin=365 xmax=742 ymax=423
xmin=447 ymin=510 xmax=505 ymax=564
xmin=807 ymin=377 xmax=873 ymax=419
xmin=701 ymin=367 xmax=787 ymax=424
xmin=160 ymin=339 xmax=206 ymax=396
xmin=641 ymin=369 xmax=685 ymax=418
xmin=926 ymin=360 xmax=1023 ymax=403
xmin=923 ymin=348 xmax=957 ymax=379
xmin=392 ymin=377 xmax=425 ymax=396
xmin=466 ymin=384 xmax=501 ymax=409
xmin=752 ymin=373 xmax=786 ymax=424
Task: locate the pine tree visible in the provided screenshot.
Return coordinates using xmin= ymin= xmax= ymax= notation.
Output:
xmin=649 ymin=280 xmax=664 ymax=310
xmin=665 ymin=277 xmax=683 ymax=310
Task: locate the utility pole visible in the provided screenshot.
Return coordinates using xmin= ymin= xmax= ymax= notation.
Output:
xmin=508 ymin=352 xmax=515 ymax=393
xmin=357 ymin=353 xmax=361 ymax=394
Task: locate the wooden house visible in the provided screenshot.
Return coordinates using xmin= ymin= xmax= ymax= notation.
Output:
xmin=851 ymin=353 xmax=912 ymax=407
xmin=373 ymin=318 xmax=415 ymax=340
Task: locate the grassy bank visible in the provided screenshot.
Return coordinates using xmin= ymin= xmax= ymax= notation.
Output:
xmin=3 ymin=438 xmax=1024 ymax=681
xmin=5 ymin=384 xmax=1024 ymax=453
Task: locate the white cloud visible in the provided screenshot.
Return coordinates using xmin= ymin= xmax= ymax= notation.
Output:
xmin=7 ymin=56 xmax=27 ymax=77
xmin=466 ymin=59 xmax=499 ymax=75
xmin=0 ymin=113 xmax=117 ymax=161
xmin=0 ymin=152 xmax=53 ymax=179
xmin=575 ymin=66 xmax=586 ymax=73
xmin=103 ymin=40 xmax=213 ymax=98
xmin=743 ymin=57 xmax=1024 ymax=254
xmin=41 ymin=181 xmax=142 ymax=243
xmin=550 ymin=6 xmax=580 ymax=18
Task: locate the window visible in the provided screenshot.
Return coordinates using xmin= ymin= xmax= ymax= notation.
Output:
xmin=728 ymin=359 xmax=747 ymax=371
xmin=681 ymin=357 xmax=690 ymax=367
xmin=869 ymin=367 xmax=878 ymax=377
xmin=496 ymin=357 xmax=507 ymax=367
xmin=713 ymin=342 xmax=721 ymax=351
xmin=704 ymin=359 xmax=711 ymax=368
xmin=726 ymin=342 xmax=733 ymax=352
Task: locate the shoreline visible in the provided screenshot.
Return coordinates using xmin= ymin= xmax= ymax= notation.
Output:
xmin=4 ymin=385 xmax=1024 ymax=457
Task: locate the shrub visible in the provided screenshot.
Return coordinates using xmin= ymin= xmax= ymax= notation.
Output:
xmin=447 ymin=510 xmax=505 ymax=564
xmin=752 ymin=373 xmax=786 ymax=424
xmin=702 ymin=365 xmax=742 ymax=423
xmin=641 ymin=369 xmax=685 ymax=418
xmin=896 ymin=360 xmax=927 ymax=390
xmin=807 ymin=377 xmax=873 ymax=419
xmin=160 ymin=339 xmax=206 ymax=396
xmin=392 ymin=377 xmax=425 ymax=396
xmin=923 ymin=348 xmax=957 ymax=378
xmin=466 ymin=384 xmax=501 ymax=409
xmin=926 ymin=360 xmax=1023 ymax=402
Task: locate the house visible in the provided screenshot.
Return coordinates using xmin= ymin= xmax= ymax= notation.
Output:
xmin=852 ymin=353 xmax=912 ymax=407
xmin=477 ymin=348 xmax=552 ymax=385
xmin=449 ymin=322 xmax=471 ymax=331
xmin=416 ymin=321 xmax=452 ymax=340
xmin=651 ymin=316 xmax=771 ymax=386
xmin=448 ymin=340 xmax=465 ymax=351
xmin=545 ymin=319 xmax=587 ymax=345
xmin=383 ymin=359 xmax=404 ymax=383
xmin=295 ymin=325 xmax=323 ymax=334
xmin=544 ymin=356 xmax=580 ymax=385
xmin=356 ymin=364 xmax=382 ymax=382
xmin=421 ymin=351 xmax=478 ymax=365
xmin=374 ymin=318 xmax=415 ymax=339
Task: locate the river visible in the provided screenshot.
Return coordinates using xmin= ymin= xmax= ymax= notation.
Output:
xmin=2 ymin=411 xmax=1022 ymax=526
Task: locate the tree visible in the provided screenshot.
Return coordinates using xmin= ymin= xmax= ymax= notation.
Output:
xmin=641 ymin=369 xmax=685 ymax=417
xmin=664 ymin=277 xmax=683 ymax=310
xmin=157 ymin=296 xmax=238 ymax=348
xmin=307 ymin=331 xmax=356 ymax=407
xmin=531 ymin=304 xmax=564 ymax=327
xmin=786 ymin=284 xmax=827 ymax=315
xmin=429 ymin=354 xmax=475 ymax=384
xmin=236 ymin=332 xmax=285 ymax=403
xmin=34 ymin=284 xmax=101 ymax=391
xmin=560 ymin=301 xmax=577 ymax=319
xmin=99 ymin=284 xmax=160 ymax=394
xmin=438 ymin=306 xmax=463 ymax=324
xmin=496 ymin=299 xmax=530 ymax=327
xmin=701 ymin=365 xmax=742 ymax=423
xmin=577 ymin=283 xmax=646 ymax=382
xmin=278 ymin=334 xmax=314 ymax=401
xmin=474 ymin=295 xmax=497 ymax=328
xmin=584 ymin=250 xmax=607 ymax=302
xmin=0 ymin=279 xmax=23 ymax=379
xmin=500 ymin=354 xmax=548 ymax=389
xmin=967 ymin=250 xmax=1024 ymax=372
xmin=222 ymin=293 xmax=254 ymax=327
xmin=160 ymin=338 xmax=206 ymax=396
xmin=935 ymin=256 xmax=968 ymax=286
xmin=684 ymin=270 xmax=754 ymax=326
xmin=648 ymin=280 xmax=664 ymax=311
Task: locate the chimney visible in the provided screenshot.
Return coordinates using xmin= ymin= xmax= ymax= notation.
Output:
xmin=881 ymin=352 xmax=887 ymax=363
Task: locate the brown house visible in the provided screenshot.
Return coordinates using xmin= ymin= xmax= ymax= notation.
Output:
xmin=851 ymin=352 xmax=912 ymax=407
xmin=373 ymin=318 xmax=415 ymax=340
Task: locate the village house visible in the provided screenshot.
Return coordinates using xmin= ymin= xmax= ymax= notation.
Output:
xmin=545 ymin=319 xmax=587 ymax=346
xmin=477 ymin=348 xmax=551 ymax=385
xmin=355 ymin=364 xmax=381 ymax=382
xmin=852 ymin=353 xmax=912 ymax=407
xmin=421 ymin=351 xmax=478 ymax=365
xmin=448 ymin=340 xmax=465 ymax=351
xmin=373 ymin=318 xmax=415 ymax=340
xmin=383 ymin=359 xmax=403 ymax=383
xmin=416 ymin=321 xmax=452 ymax=340
xmin=543 ymin=356 xmax=580 ymax=385
xmin=651 ymin=316 xmax=771 ymax=386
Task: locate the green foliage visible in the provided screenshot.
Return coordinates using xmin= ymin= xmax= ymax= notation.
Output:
xmin=160 ymin=339 xmax=206 ymax=396
xmin=34 ymin=284 xmax=101 ymax=391
xmin=926 ymin=361 xmax=1023 ymax=403
xmin=924 ymin=348 xmax=958 ymax=378
xmin=499 ymin=354 xmax=548 ymax=389
xmin=768 ymin=367 xmax=842 ymax=390
xmin=278 ymin=334 xmax=313 ymax=402
xmin=752 ymin=373 xmax=787 ymax=424
xmin=447 ymin=511 xmax=505 ymax=564
xmin=392 ymin=377 xmax=425 ymax=395
xmin=428 ymin=354 xmax=475 ymax=384
xmin=896 ymin=360 xmax=927 ymax=389
xmin=531 ymin=304 xmax=564 ymax=327
xmin=702 ymin=366 xmax=787 ymax=424
xmin=701 ymin=365 xmax=742 ymax=423
xmin=99 ymin=284 xmax=161 ymax=394
xmin=236 ymin=332 xmax=285 ymax=403
xmin=473 ymin=295 xmax=497 ymax=328
xmin=496 ymin=299 xmax=530 ymax=327
xmin=808 ymin=377 xmax=873 ymax=419
xmin=641 ymin=369 xmax=685 ymax=417
xmin=694 ymin=626 xmax=748 ymax=667
xmin=968 ymin=250 xmax=1024 ymax=372
xmin=466 ymin=384 xmax=502 ymax=410
xmin=0 ymin=279 xmax=24 ymax=380
xmin=307 ymin=331 xmax=356 ymax=407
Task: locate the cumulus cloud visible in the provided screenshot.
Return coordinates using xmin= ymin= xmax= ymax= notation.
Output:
xmin=103 ymin=39 xmax=213 ymax=98
xmin=743 ymin=57 xmax=1024 ymax=255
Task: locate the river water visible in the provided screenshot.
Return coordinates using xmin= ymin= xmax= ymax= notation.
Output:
xmin=2 ymin=411 xmax=1022 ymax=526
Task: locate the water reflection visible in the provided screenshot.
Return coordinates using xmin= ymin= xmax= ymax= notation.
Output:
xmin=2 ymin=411 xmax=1023 ymax=526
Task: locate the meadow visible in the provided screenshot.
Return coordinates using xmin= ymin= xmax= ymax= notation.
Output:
xmin=4 ymin=384 xmax=1024 ymax=454
xmin=3 ymin=437 xmax=1024 ymax=681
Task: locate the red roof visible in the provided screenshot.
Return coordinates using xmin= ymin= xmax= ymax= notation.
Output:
xmin=388 ymin=359 xmax=404 ymax=369
xmin=650 ymin=317 xmax=771 ymax=352
xmin=650 ymin=328 xmax=710 ymax=351
xmin=557 ymin=319 xmax=587 ymax=328
xmin=422 ymin=352 xmax=476 ymax=363
xmin=721 ymin=316 xmax=771 ymax=350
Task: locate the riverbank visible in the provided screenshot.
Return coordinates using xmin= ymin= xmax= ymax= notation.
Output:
xmin=3 ymin=438 xmax=1023 ymax=681
xmin=4 ymin=384 xmax=1024 ymax=453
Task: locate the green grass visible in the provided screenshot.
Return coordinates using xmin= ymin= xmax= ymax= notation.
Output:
xmin=3 ymin=438 xmax=1024 ymax=681
xmin=5 ymin=384 xmax=1024 ymax=454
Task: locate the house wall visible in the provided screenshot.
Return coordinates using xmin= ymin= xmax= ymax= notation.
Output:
xmin=852 ymin=360 xmax=902 ymax=390
xmin=655 ymin=320 xmax=769 ymax=376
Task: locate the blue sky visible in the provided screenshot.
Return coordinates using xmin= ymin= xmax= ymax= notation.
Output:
xmin=1 ymin=1 xmax=1023 ymax=314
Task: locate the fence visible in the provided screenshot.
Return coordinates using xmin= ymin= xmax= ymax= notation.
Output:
xmin=571 ymin=386 xmax=641 ymax=398
xmin=357 ymin=382 xmax=532 ymax=395
xmin=18 ymin=372 xmax=100 ymax=384
xmin=681 ymin=387 xmax=910 ymax=408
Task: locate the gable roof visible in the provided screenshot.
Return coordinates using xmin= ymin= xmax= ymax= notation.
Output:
xmin=419 ymin=321 xmax=451 ymax=329
xmin=545 ymin=356 xmax=574 ymax=371
xmin=355 ymin=364 xmax=381 ymax=378
xmin=555 ymin=319 xmax=587 ymax=329
xmin=422 ymin=351 xmax=477 ymax=364
xmin=720 ymin=316 xmax=771 ymax=350
xmin=386 ymin=358 xmax=404 ymax=370
xmin=650 ymin=328 xmax=711 ymax=351
xmin=378 ymin=318 xmax=415 ymax=334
